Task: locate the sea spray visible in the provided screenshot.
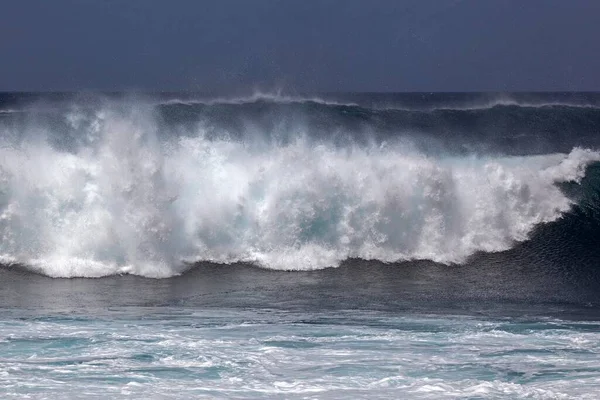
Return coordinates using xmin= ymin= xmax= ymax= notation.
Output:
xmin=0 ymin=101 xmax=598 ymax=277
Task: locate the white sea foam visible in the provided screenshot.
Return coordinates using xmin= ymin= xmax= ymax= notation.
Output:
xmin=0 ymin=106 xmax=598 ymax=277
xmin=1 ymin=310 xmax=599 ymax=399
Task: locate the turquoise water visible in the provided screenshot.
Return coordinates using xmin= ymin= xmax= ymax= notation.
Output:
xmin=1 ymin=308 xmax=599 ymax=399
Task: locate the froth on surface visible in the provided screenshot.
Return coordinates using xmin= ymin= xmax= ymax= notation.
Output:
xmin=1 ymin=309 xmax=599 ymax=399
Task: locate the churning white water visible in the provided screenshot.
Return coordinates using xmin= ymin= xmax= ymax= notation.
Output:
xmin=1 ymin=308 xmax=600 ymax=399
xmin=0 ymin=105 xmax=598 ymax=277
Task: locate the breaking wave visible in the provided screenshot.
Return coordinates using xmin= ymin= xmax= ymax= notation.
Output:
xmin=0 ymin=97 xmax=599 ymax=278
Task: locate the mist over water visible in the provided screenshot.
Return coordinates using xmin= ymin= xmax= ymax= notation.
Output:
xmin=0 ymin=93 xmax=599 ymax=277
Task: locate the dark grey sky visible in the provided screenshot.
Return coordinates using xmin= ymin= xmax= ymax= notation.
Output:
xmin=1 ymin=0 xmax=599 ymax=92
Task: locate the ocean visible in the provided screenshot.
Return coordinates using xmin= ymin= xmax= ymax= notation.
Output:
xmin=1 ymin=91 xmax=600 ymax=398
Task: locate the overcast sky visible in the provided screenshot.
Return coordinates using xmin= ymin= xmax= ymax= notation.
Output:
xmin=1 ymin=0 xmax=599 ymax=92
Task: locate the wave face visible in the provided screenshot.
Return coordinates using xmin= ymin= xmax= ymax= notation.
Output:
xmin=1 ymin=92 xmax=600 ymax=278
